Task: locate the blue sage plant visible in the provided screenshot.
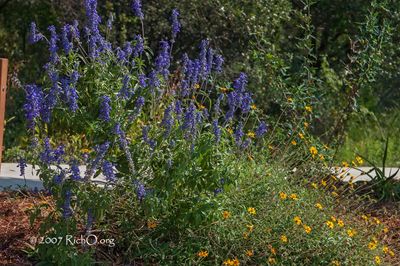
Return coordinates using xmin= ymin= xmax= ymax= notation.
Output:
xmin=23 ymin=0 xmax=268 ymax=262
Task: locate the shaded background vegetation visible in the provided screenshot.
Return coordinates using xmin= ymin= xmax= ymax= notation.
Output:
xmin=0 ymin=0 xmax=399 ymax=164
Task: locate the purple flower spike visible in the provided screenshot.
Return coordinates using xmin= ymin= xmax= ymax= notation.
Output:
xmin=171 ymin=9 xmax=181 ymax=40
xmin=29 ymin=22 xmax=44 ymax=44
xmin=131 ymin=0 xmax=144 ymax=20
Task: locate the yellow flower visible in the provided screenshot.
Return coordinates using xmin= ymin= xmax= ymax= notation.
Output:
xmin=337 ymin=219 xmax=344 ymax=227
xmin=147 ymin=220 xmax=157 ymax=229
xmin=373 ymin=217 xmax=381 ymax=225
xmin=293 ymin=216 xmax=302 ymax=225
xmin=194 ymin=83 xmax=200 ymax=89
xmin=331 ymin=260 xmax=340 ymax=266
xmin=305 ymin=105 xmax=312 ymax=112
xmin=303 ymin=225 xmax=312 ymax=234
xmin=247 ymin=131 xmax=256 ymax=139
xmin=309 ymin=146 xmax=318 ymax=156
xmin=368 ymin=241 xmax=377 ymax=250
xmin=304 ymin=122 xmax=309 ymax=128
xmin=311 ymin=183 xmax=318 ymax=189
xmin=250 ymin=104 xmax=257 ymax=110
xmin=220 ymin=87 xmax=229 ymax=93
xmin=246 ymin=224 xmax=254 ymax=232
xmin=347 ymin=229 xmax=355 ymax=237
xmin=330 ymin=216 xmax=337 ymax=222
xmin=223 ymin=258 xmax=240 ymax=266
xmin=298 ymin=133 xmax=304 ymax=139
xmin=232 ymin=258 xmax=240 ymax=266
xmin=332 ymin=192 xmax=339 ymax=197
xmin=227 ymin=128 xmax=233 ymax=134
xmin=383 ymin=227 xmax=389 ymax=234
xmin=321 ymin=180 xmax=327 ymax=186
xmin=319 ymin=154 xmax=325 ymax=161
xmin=289 ymin=193 xmax=299 ymax=200
xmin=198 ymin=104 xmax=206 ymax=110
xmin=342 ymin=161 xmax=349 ymax=167
xmin=197 ymin=250 xmax=209 ymax=258
xmin=279 ymin=192 xmax=287 ymax=200
xmin=326 ymin=221 xmax=334 ymax=229
xmin=268 ymin=257 xmax=276 ymax=265
xmin=383 ymin=246 xmax=389 ymax=254
xmin=245 ymin=250 xmax=254 ymax=257
xmin=291 ymin=140 xmax=297 ymax=145
xmin=315 ymin=203 xmax=323 ymax=210
xmin=374 ymin=256 xmax=381 ymax=265
xmin=287 ymin=97 xmax=293 ymax=103
xmin=361 ymin=214 xmax=369 ymax=222
xmin=355 ymin=156 xmax=364 ymax=165
xmin=223 ymin=211 xmax=231 ymax=219
xmin=389 ymin=250 xmax=395 ymax=257
xmin=247 ymin=207 xmax=256 ymax=215
xmin=243 ymin=232 xmax=249 ymax=239
xmin=280 ymin=235 xmax=288 ymax=243
xmin=80 ymin=148 xmax=91 ymax=153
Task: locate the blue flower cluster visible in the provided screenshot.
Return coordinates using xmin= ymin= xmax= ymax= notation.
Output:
xmin=99 ymin=95 xmax=111 ymax=122
xmin=24 ymin=0 xmax=270 ymax=215
xmin=40 ymin=138 xmax=65 ymax=165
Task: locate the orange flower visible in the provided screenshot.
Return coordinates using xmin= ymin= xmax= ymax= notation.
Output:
xmin=269 ymin=245 xmax=277 ymax=255
xmin=197 ymin=250 xmax=209 ymax=258
xmin=223 ymin=211 xmax=231 ymax=219
xmin=223 ymin=258 xmax=240 ymax=266
xmin=147 ymin=220 xmax=157 ymax=229
xmin=245 ymin=250 xmax=254 ymax=257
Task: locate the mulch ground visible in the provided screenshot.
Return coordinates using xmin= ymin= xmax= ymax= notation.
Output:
xmin=368 ymin=201 xmax=400 ymax=265
xmin=0 ymin=190 xmax=52 ymax=266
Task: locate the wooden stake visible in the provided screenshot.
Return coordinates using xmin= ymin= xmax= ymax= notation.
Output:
xmin=0 ymin=58 xmax=8 ymax=172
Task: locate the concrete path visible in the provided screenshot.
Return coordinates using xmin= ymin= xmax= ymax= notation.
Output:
xmin=1 ymin=163 xmax=399 ymax=190
xmin=0 ymin=163 xmax=106 ymax=190
xmin=335 ymin=167 xmax=400 ymax=182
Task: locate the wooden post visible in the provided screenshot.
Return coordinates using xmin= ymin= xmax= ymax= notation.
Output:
xmin=0 ymin=58 xmax=8 ymax=172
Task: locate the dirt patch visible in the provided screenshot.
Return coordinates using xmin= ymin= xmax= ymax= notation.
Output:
xmin=0 ymin=190 xmax=52 ymax=265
